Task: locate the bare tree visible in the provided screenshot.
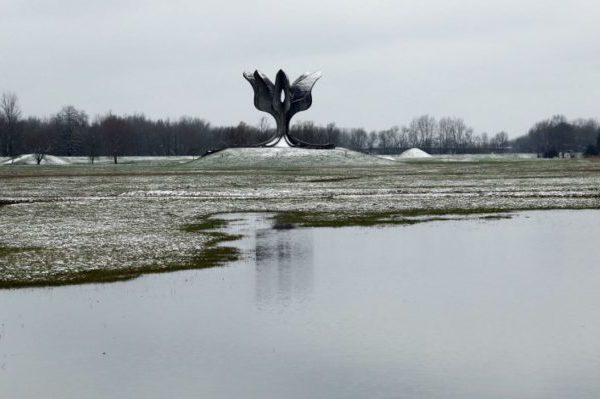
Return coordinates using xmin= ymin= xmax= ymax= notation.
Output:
xmin=437 ymin=117 xmax=473 ymax=153
xmin=403 ymin=124 xmax=418 ymax=148
xmin=410 ymin=115 xmax=437 ymax=149
xmin=291 ymin=120 xmax=320 ymax=144
xmin=0 ymin=92 xmax=22 ymax=157
xmin=480 ymin=132 xmax=489 ymax=151
xmin=437 ymin=117 xmax=455 ymax=153
xmin=85 ymin=120 xmax=102 ymax=164
xmin=99 ymin=114 xmax=128 ymax=164
xmin=54 ymin=105 xmax=88 ymax=156
xmin=491 ymin=131 xmax=509 ymax=152
xmin=22 ymin=117 xmax=52 ymax=164
xmin=348 ymin=128 xmax=368 ymax=150
xmin=366 ymin=131 xmax=378 ymax=151
xmin=378 ymin=126 xmax=400 ymax=151
xmin=326 ymin=122 xmax=339 ymax=144
xmin=256 ymin=116 xmax=272 ymax=142
xmin=396 ymin=127 xmax=408 ymax=149
xmin=453 ymin=118 xmax=472 ymax=152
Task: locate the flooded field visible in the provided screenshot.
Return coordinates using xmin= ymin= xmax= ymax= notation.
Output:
xmin=1 ymin=155 xmax=600 ymax=286
xmin=1 ymin=210 xmax=599 ymax=398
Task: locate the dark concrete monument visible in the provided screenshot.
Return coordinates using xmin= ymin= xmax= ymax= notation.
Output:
xmin=243 ymin=70 xmax=334 ymax=149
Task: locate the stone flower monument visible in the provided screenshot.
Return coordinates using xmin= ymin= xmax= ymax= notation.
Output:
xmin=243 ymin=69 xmax=334 ymax=149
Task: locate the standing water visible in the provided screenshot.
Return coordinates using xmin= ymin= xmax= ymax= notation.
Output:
xmin=1 ymin=211 xmax=599 ymax=398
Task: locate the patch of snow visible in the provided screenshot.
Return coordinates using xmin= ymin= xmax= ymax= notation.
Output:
xmin=262 ymin=136 xmax=293 ymax=148
xmin=63 ymin=156 xmax=195 ymax=165
xmin=1 ymin=154 xmax=69 ymax=165
xmin=273 ymin=139 xmax=292 ymax=148
xmin=398 ymin=148 xmax=432 ymax=159
xmin=186 ymin=147 xmax=395 ymax=168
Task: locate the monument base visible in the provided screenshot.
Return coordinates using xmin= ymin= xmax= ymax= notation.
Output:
xmin=192 ymin=147 xmax=394 ymax=168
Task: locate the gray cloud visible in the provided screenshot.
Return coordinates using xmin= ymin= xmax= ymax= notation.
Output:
xmin=1 ymin=0 xmax=598 ymax=136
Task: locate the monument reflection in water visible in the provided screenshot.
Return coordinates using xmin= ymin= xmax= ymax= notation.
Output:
xmin=254 ymin=225 xmax=314 ymax=306
xmin=243 ymin=69 xmax=334 ymax=149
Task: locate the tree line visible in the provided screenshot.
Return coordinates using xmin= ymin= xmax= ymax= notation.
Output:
xmin=1 ymin=92 xmax=598 ymax=162
xmin=511 ymin=115 xmax=600 ymax=157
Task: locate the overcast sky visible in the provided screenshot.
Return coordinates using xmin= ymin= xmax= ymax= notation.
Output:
xmin=1 ymin=0 xmax=598 ymax=136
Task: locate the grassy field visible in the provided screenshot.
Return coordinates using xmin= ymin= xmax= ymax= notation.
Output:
xmin=1 ymin=154 xmax=600 ymax=288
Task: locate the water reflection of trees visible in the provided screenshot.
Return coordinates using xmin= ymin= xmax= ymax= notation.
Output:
xmin=254 ymin=227 xmax=314 ymax=307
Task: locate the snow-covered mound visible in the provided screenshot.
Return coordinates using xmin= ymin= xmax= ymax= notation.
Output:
xmin=398 ymin=148 xmax=432 ymax=159
xmin=1 ymin=154 xmax=69 ymax=165
xmin=184 ymin=147 xmax=395 ymax=168
xmin=64 ymin=156 xmax=194 ymax=165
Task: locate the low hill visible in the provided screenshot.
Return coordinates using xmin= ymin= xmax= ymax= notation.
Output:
xmin=1 ymin=154 xmax=69 ymax=165
xmin=183 ymin=147 xmax=395 ymax=168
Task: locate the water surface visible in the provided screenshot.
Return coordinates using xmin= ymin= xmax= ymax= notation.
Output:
xmin=1 ymin=211 xmax=599 ymax=398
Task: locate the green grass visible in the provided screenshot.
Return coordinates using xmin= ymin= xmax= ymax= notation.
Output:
xmin=204 ymin=231 xmax=244 ymax=243
xmin=181 ymin=218 xmax=229 ymax=232
xmin=271 ymin=207 xmax=514 ymax=229
xmin=271 ymin=206 xmax=600 ymax=229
